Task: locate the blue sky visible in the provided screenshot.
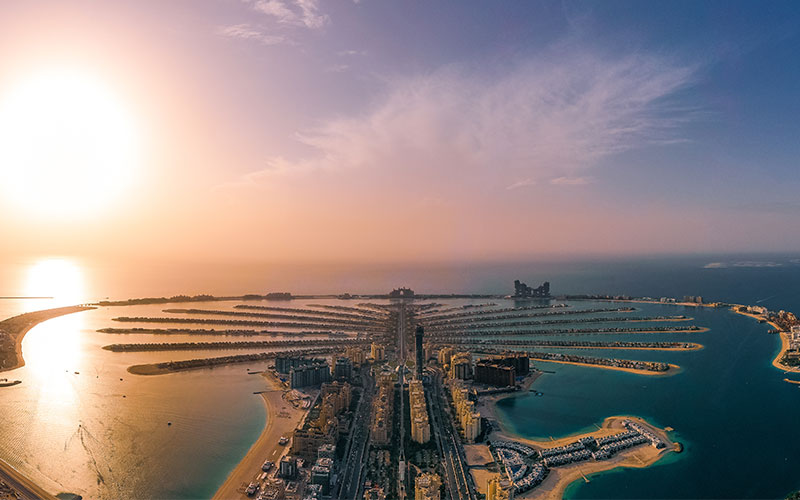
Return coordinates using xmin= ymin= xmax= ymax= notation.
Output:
xmin=0 ymin=0 xmax=799 ymax=261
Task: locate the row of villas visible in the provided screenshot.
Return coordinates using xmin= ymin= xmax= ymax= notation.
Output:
xmin=490 ymin=420 xmax=668 ymax=495
xmin=490 ymin=442 xmax=548 ymax=494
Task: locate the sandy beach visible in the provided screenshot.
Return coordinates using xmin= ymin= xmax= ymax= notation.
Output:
xmin=0 ymin=305 xmax=95 ymax=373
xmin=0 ymin=457 xmax=58 ymax=500
xmin=527 ymin=358 xmax=681 ymax=376
xmin=212 ymin=371 xmax=307 ymax=500
xmin=532 ymin=343 xmax=703 ymax=351
xmin=729 ymin=306 xmax=800 ymax=373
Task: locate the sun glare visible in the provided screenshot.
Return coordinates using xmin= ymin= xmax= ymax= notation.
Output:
xmin=0 ymin=68 xmax=140 ymax=218
xmin=24 ymin=258 xmax=86 ymax=305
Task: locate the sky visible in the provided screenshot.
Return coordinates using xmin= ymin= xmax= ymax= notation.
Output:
xmin=0 ymin=0 xmax=799 ymax=265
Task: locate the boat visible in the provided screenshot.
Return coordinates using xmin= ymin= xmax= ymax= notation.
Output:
xmin=0 ymin=379 xmax=22 ymax=387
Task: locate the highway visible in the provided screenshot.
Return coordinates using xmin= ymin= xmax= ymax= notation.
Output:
xmin=397 ymin=303 xmax=407 ymax=500
xmin=428 ymin=368 xmax=477 ymax=500
xmin=336 ymin=371 xmax=374 ymax=500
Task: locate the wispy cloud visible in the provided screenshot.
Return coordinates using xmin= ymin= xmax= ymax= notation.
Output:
xmin=550 ymin=176 xmax=593 ymax=186
xmin=325 ymin=64 xmax=350 ymax=73
xmin=215 ymin=23 xmax=287 ymax=45
xmin=249 ymin=0 xmax=329 ymax=29
xmin=506 ymin=179 xmax=536 ymax=190
xmin=228 ymin=43 xmax=699 ymax=189
xmin=337 ymin=49 xmax=366 ymax=57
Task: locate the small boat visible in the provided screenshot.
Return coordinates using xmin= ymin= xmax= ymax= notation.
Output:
xmin=0 ymin=379 xmax=22 ymax=387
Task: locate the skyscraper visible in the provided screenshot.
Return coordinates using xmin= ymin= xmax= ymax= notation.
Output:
xmin=415 ymin=325 xmax=424 ymax=379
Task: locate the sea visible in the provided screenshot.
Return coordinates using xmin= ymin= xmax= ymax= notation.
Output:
xmin=1 ymin=253 xmax=800 ymax=499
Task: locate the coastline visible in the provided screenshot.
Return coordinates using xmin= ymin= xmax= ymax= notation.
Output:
xmin=0 ymin=305 xmax=96 ymax=373
xmin=729 ymin=305 xmax=800 ymax=374
xmin=529 ymin=343 xmax=703 ymax=351
xmin=486 ymin=413 xmax=675 ymax=500
xmin=527 ymin=358 xmax=681 ymax=376
xmin=0 ymin=457 xmax=58 ymax=500
xmin=212 ymin=371 xmax=307 ymax=500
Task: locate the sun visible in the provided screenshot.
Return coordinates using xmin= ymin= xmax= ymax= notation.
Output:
xmin=0 ymin=68 xmax=140 ymax=218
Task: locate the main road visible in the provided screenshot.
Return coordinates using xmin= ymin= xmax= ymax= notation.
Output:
xmin=427 ymin=368 xmax=477 ymax=500
xmin=336 ymin=372 xmax=374 ymax=499
xmin=397 ymin=303 xmax=407 ymax=500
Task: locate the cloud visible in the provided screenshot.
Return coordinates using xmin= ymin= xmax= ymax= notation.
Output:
xmin=249 ymin=0 xmax=329 ymax=29
xmin=229 ymin=44 xmax=698 ymax=189
xmin=703 ymin=261 xmax=783 ymax=269
xmin=506 ymin=179 xmax=536 ymax=190
xmin=325 ymin=64 xmax=350 ymax=73
xmin=550 ymin=176 xmax=593 ymax=186
xmin=337 ymin=49 xmax=366 ymax=57
xmin=215 ymin=24 xmax=287 ymax=45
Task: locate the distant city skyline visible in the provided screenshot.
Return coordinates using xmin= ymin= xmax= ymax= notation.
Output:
xmin=1 ymin=1 xmax=799 ymax=262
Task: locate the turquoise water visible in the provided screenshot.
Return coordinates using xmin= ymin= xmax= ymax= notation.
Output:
xmin=496 ymin=301 xmax=800 ymax=499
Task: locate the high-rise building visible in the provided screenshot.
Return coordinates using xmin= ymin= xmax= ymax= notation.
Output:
xmin=279 ymin=455 xmax=297 ymax=479
xmin=437 ymin=347 xmax=454 ymax=366
xmin=414 ymin=472 xmax=441 ymax=500
xmin=475 ymin=361 xmax=515 ymax=387
xmin=290 ymin=362 xmax=331 ymax=389
xmin=371 ymin=342 xmax=386 ymax=362
xmin=345 ymin=346 xmax=366 ymax=366
xmin=311 ymin=457 xmax=333 ymax=495
xmin=487 ymin=477 xmax=514 ymax=500
xmin=449 ymin=352 xmax=472 ymax=380
xmin=409 ymin=379 xmax=430 ymax=444
xmin=334 ymin=357 xmax=353 ymax=381
xmin=415 ymin=326 xmax=425 ymax=379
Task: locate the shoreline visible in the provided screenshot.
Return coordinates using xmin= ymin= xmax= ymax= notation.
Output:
xmin=517 ymin=343 xmax=703 ymax=352
xmin=527 ymin=358 xmax=680 ymax=377
xmin=481 ymin=410 xmax=675 ymax=500
xmin=0 ymin=305 xmax=96 ymax=373
xmin=211 ymin=371 xmax=307 ymax=500
xmin=0 ymin=457 xmax=58 ymax=500
xmin=729 ymin=305 xmax=800 ymax=374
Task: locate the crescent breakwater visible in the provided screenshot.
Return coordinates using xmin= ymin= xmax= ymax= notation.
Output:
xmin=103 ymin=338 xmax=371 ymax=352
xmin=0 ymin=305 xmax=96 ymax=372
